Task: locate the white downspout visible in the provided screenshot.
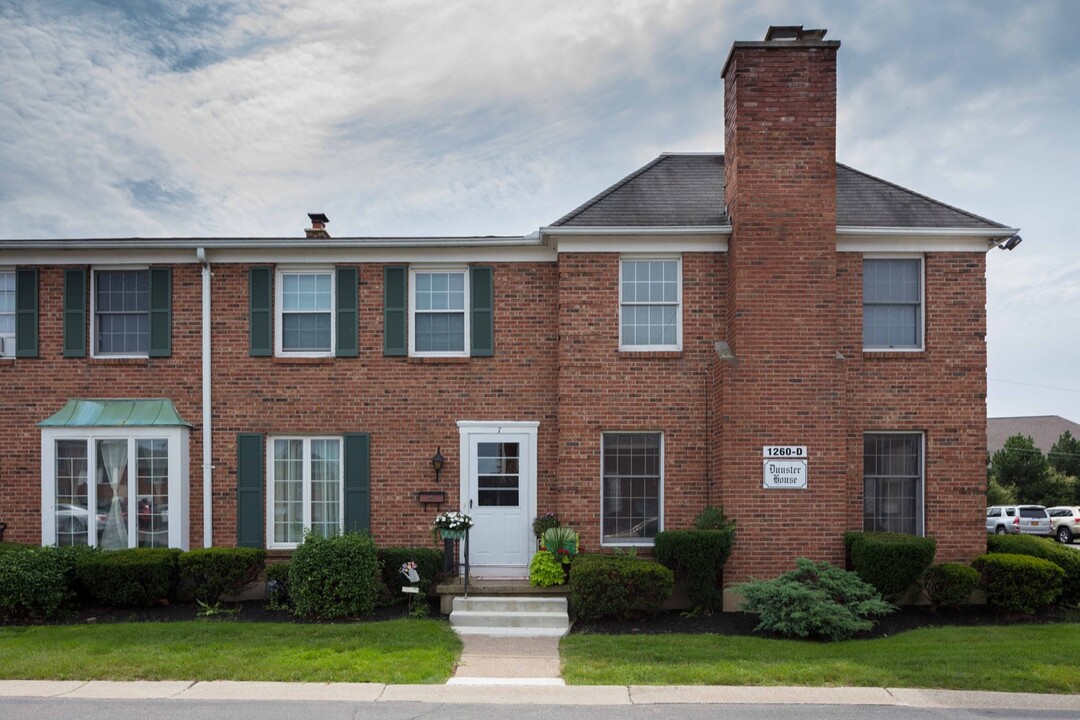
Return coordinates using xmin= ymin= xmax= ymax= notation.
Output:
xmin=197 ymin=247 xmax=213 ymax=548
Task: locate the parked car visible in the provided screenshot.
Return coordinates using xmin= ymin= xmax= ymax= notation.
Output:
xmin=986 ymin=505 xmax=1051 ymax=536
xmin=1047 ymin=506 xmax=1080 ymax=544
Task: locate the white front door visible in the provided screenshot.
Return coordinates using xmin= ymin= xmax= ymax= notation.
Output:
xmin=458 ymin=422 xmax=537 ymax=577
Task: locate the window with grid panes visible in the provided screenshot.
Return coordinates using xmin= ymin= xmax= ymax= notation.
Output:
xmin=601 ymin=433 xmax=662 ymax=543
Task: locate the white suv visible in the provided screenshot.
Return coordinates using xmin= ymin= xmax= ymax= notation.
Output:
xmin=1047 ymin=506 xmax=1080 ymax=544
xmin=986 ymin=505 xmax=1051 ymax=536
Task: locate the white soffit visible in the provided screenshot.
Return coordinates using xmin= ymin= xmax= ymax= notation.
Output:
xmin=836 ymin=226 xmax=1019 ymax=252
xmin=541 ymin=226 xmax=731 ymax=253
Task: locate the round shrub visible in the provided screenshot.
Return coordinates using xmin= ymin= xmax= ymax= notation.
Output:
xmin=75 ymin=548 xmax=181 ymax=607
xmin=289 ymin=532 xmax=379 ymax=619
xmin=178 ymin=547 xmax=266 ymax=605
xmin=569 ymin=554 xmax=674 ymax=621
xmin=848 ymin=532 xmax=936 ymax=600
xmin=987 ymin=533 xmax=1080 ymax=604
xmin=921 ymin=562 xmax=980 ymax=609
xmin=732 ymin=558 xmax=895 ymax=641
xmin=529 ymin=551 xmax=566 ymax=587
xmin=972 ymin=553 xmax=1063 ymax=614
xmin=0 ymin=546 xmax=74 ymax=620
xmin=654 ymin=528 xmax=734 ymax=612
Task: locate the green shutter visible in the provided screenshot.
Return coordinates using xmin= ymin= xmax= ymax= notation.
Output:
xmin=383 ymin=266 xmax=407 ymax=356
xmin=335 ymin=266 xmax=358 ymax=357
xmin=63 ymin=269 xmax=87 ymax=358
xmin=236 ymin=433 xmax=265 ymax=548
xmin=343 ymin=433 xmax=371 ymax=533
xmin=470 ymin=265 xmax=494 ymax=357
xmin=15 ymin=269 xmax=38 ymax=358
xmin=249 ymin=267 xmax=272 ymax=356
xmin=148 ymin=268 xmax=171 ymax=357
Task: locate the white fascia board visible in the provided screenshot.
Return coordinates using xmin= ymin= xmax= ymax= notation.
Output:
xmin=836 ymin=226 xmax=1019 ymax=253
xmin=541 ymin=226 xmax=731 ymax=253
xmin=0 ymin=244 xmax=557 ymax=265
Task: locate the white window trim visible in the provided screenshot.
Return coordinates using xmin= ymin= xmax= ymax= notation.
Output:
xmin=408 ymin=265 xmax=470 ymax=358
xmin=618 ymin=255 xmax=682 ymax=352
xmin=265 ymin=435 xmax=344 ymax=550
xmin=90 ymin=266 xmax=150 ymax=359
xmin=274 ymin=266 xmax=336 ymax=358
xmin=0 ymin=268 xmax=14 ymax=358
xmin=599 ymin=431 xmax=665 ymax=547
xmin=40 ymin=426 xmax=190 ymax=550
xmin=862 ymin=431 xmax=926 ymax=537
xmin=862 ymin=253 xmax=925 ymax=352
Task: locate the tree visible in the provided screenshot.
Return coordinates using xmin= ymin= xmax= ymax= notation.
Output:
xmin=987 ymin=476 xmax=1017 ymax=506
xmin=989 ymin=434 xmax=1049 ymax=505
xmin=1048 ymin=430 xmax=1080 ymax=479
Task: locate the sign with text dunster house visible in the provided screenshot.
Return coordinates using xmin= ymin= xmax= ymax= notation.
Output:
xmin=763 ymin=446 xmax=808 ymax=489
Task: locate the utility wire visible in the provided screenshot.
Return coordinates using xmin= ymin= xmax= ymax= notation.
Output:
xmin=989 ymin=378 xmax=1080 ymax=393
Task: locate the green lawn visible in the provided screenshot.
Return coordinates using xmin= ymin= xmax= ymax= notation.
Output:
xmin=0 ymin=620 xmax=460 ymax=684
xmin=561 ymin=624 xmax=1080 ymax=694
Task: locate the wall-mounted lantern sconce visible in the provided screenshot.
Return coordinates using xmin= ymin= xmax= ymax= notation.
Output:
xmin=431 ymin=447 xmax=446 ymax=484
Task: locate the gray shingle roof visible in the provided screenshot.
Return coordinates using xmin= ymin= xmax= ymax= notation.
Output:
xmin=988 ymin=416 xmax=1080 ymax=455
xmin=551 ymin=153 xmax=1009 ymax=230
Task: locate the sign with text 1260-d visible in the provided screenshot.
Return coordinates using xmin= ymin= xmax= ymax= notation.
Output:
xmin=762 ymin=446 xmax=807 ymax=489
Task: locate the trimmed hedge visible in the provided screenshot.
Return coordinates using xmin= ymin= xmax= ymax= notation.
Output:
xmin=987 ymin=533 xmax=1080 ymax=603
xmin=921 ymin=562 xmax=980 ymax=609
xmin=654 ymin=528 xmax=733 ymax=611
xmin=973 ymin=553 xmax=1063 ymax=614
xmin=733 ymin=558 xmax=894 ymax=641
xmin=290 ymin=532 xmax=380 ymax=619
xmin=847 ymin=531 xmax=936 ymax=600
xmin=0 ymin=545 xmax=92 ymax=620
xmin=376 ymin=547 xmax=444 ymax=604
xmin=569 ymin=554 xmax=673 ymax=621
xmin=75 ymin=548 xmax=181 ymax=607
xmin=178 ymin=547 xmax=266 ymax=605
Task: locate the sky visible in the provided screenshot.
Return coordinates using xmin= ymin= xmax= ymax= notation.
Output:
xmin=1 ymin=0 xmax=1077 ymax=422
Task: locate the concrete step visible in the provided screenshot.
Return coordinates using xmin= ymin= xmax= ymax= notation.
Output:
xmin=452 ymin=596 xmax=567 ymax=614
xmin=449 ymin=595 xmax=571 ymax=638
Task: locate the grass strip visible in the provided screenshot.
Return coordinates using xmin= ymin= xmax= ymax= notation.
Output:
xmin=561 ymin=624 xmax=1080 ymax=694
xmin=0 ymin=619 xmax=460 ymax=684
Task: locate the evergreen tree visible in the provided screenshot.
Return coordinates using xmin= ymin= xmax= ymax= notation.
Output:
xmin=989 ymin=434 xmax=1049 ymax=505
xmin=1048 ymin=430 xmax=1080 ymax=479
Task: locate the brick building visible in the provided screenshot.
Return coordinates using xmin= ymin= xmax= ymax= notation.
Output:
xmin=0 ymin=26 xmax=1018 ymax=608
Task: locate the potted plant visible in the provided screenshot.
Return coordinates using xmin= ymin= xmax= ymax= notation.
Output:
xmin=432 ymin=510 xmax=474 ymax=540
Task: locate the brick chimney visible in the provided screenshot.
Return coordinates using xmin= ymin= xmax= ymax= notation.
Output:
xmin=305 ymin=213 xmax=330 ymax=239
xmin=716 ymin=26 xmax=846 ymax=603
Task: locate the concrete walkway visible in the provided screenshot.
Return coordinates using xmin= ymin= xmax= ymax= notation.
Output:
xmin=0 ymin=680 xmax=1077 ymax=709
xmin=447 ymin=635 xmax=563 ymax=686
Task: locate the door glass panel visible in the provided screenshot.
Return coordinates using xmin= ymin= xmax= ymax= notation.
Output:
xmin=56 ymin=440 xmax=89 ymax=546
xmin=309 ymin=439 xmax=341 ymax=539
xmin=136 ymin=439 xmax=169 ymax=548
xmin=96 ymin=439 xmax=130 ymax=549
xmin=274 ymin=439 xmax=304 ymax=544
xmin=477 ymin=442 xmax=519 ymax=507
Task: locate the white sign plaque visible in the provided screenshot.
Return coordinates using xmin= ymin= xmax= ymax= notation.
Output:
xmin=763 ymin=459 xmax=807 ymax=489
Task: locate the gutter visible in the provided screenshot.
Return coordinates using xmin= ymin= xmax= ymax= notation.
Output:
xmin=197 ymin=247 xmax=213 ymax=548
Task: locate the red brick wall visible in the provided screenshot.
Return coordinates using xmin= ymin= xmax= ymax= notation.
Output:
xmin=555 ymin=252 xmax=725 ymax=551
xmin=0 ymin=265 xmax=204 ymax=545
xmin=208 ymin=262 xmax=559 ymax=549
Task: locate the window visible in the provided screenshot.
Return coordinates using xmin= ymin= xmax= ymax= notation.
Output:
xmin=863 ymin=257 xmax=923 ymax=350
xmin=409 ymin=267 xmax=469 ymax=357
xmin=93 ymin=269 xmax=149 ymax=356
xmin=620 ymin=258 xmax=681 ymax=350
xmin=601 ymin=433 xmax=662 ymax=544
xmin=863 ymin=433 xmax=923 ymax=535
xmin=276 ymin=269 xmax=335 ymax=356
xmin=267 ymin=437 xmax=343 ymax=548
xmin=0 ymin=270 xmax=13 ymax=357
xmin=42 ymin=428 xmax=187 ymax=549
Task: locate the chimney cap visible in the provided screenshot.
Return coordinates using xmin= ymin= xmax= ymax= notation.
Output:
xmin=308 ymin=213 xmax=329 ymax=225
xmin=764 ymin=25 xmax=828 ymax=42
